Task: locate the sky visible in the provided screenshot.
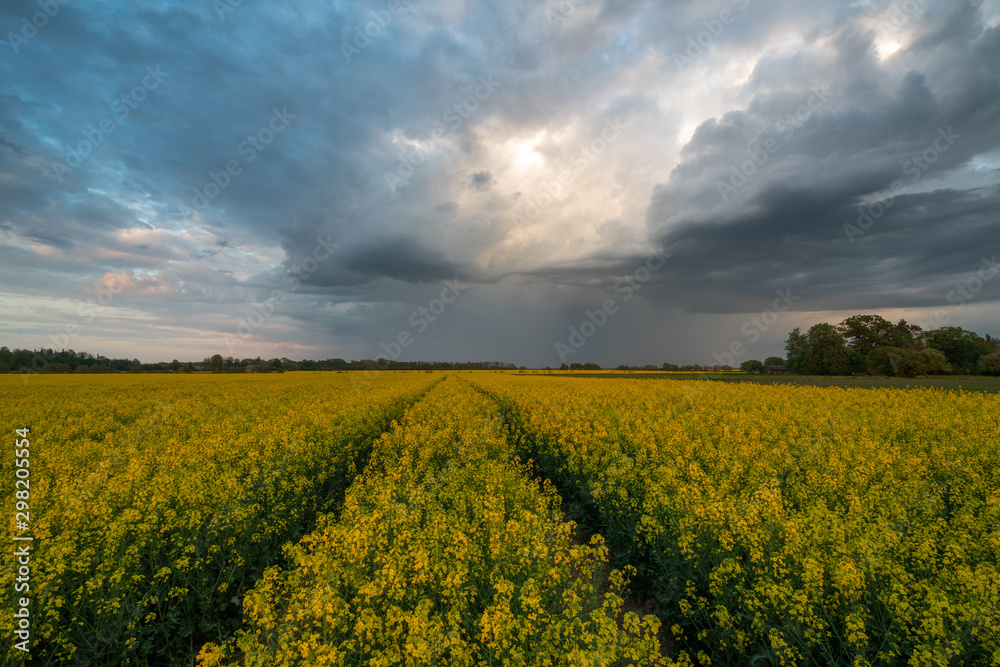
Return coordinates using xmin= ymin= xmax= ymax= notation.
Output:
xmin=1 ymin=0 xmax=999 ymax=368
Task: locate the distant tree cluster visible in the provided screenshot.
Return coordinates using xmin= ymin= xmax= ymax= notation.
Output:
xmin=660 ymin=363 xmax=733 ymax=372
xmin=0 ymin=347 xmax=138 ymax=374
xmin=783 ymin=315 xmax=1000 ymax=377
xmin=5 ymin=327 xmax=998 ymax=377
xmin=730 ymin=358 xmax=787 ymax=373
xmin=0 ymin=346 xmax=523 ymax=374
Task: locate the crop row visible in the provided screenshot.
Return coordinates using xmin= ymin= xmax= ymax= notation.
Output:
xmin=199 ymin=375 xmax=667 ymax=666
xmin=0 ymin=373 xmax=439 ymax=665
xmin=471 ymin=376 xmax=1000 ymax=666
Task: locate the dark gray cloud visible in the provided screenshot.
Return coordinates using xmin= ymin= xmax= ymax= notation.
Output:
xmin=0 ymin=0 xmax=998 ymax=366
xmin=471 ymin=170 xmax=494 ymax=191
xmin=645 ymin=7 xmax=1000 ymax=316
xmin=343 ymin=237 xmax=466 ymax=285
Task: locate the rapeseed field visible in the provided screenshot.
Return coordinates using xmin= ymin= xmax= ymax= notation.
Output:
xmin=3 ymin=372 xmax=997 ymax=665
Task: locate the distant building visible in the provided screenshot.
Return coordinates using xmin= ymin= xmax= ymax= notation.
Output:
xmin=761 ymin=365 xmax=786 ymax=375
xmin=193 ymin=365 xmax=205 ymax=372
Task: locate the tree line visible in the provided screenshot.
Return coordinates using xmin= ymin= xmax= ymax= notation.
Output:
xmin=0 ymin=347 xmax=524 ymax=374
xmin=782 ymin=315 xmax=1000 ymax=377
xmin=5 ymin=315 xmax=999 ymax=376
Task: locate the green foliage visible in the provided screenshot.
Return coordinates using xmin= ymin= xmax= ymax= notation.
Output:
xmin=799 ymin=323 xmax=853 ymax=375
xmin=889 ymin=348 xmax=951 ymax=378
xmin=848 ymin=349 xmax=868 ymax=374
xmin=869 ymin=347 xmax=951 ymax=378
xmin=73 ymin=364 xmax=110 ymax=374
xmin=764 ymin=356 xmax=785 ymax=366
xmin=837 ymin=314 xmax=917 ymax=355
xmin=867 ymin=346 xmax=901 ymax=375
xmin=740 ymin=359 xmax=764 ymax=372
xmin=978 ymin=351 xmax=1000 ymax=376
xmin=922 ymin=326 xmax=989 ymax=372
xmin=784 ymin=327 xmax=807 ymax=373
xmin=40 ymin=363 xmax=72 ymax=374
xmin=789 ymin=318 xmax=998 ymax=378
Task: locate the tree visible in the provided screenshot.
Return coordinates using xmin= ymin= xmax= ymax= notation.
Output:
xmin=784 ymin=327 xmax=807 ymax=373
xmin=74 ymin=364 xmax=105 ymax=373
xmin=921 ymin=327 xmax=988 ymax=372
xmin=895 ymin=319 xmax=923 ymax=347
xmin=849 ymin=349 xmax=868 ymax=374
xmin=867 ymin=346 xmax=900 ymax=376
xmin=913 ymin=349 xmax=950 ymax=377
xmin=889 ymin=349 xmax=950 ymax=378
xmin=978 ymin=351 xmax=1000 ymax=375
xmin=764 ymin=356 xmax=785 ymax=367
xmin=9 ymin=349 xmax=34 ymax=372
xmin=171 ymin=359 xmax=181 ymax=372
xmin=41 ymin=363 xmax=71 ymax=374
xmin=836 ymin=314 xmax=910 ymax=355
xmin=740 ymin=359 xmax=764 ymax=373
xmin=800 ymin=323 xmax=853 ymax=375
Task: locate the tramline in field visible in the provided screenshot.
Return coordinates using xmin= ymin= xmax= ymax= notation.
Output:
xmin=3 ymin=372 xmax=998 ymax=666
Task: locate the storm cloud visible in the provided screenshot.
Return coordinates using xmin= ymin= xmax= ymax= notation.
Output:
xmin=1 ymin=0 xmax=998 ymax=366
